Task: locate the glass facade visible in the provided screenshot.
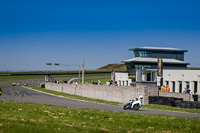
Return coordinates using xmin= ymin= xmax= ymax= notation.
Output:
xmin=126 ymin=63 xmax=158 ymax=82
xmin=134 ymin=50 xmax=152 ymax=57
xmin=135 ymin=65 xmax=151 ymax=71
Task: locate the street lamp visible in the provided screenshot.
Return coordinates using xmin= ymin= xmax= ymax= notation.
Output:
xmin=82 ymin=58 xmax=85 ymax=85
xmin=45 ymin=58 xmax=85 ymax=85
xmin=46 ymin=63 xmax=53 ymax=65
xmin=54 ymin=63 xmax=60 ymax=66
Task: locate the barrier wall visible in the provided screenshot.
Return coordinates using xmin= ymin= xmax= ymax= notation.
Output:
xmin=45 ymin=83 xmax=150 ymax=104
xmin=45 ymin=83 xmax=190 ymax=104
xmin=159 ymin=91 xmax=190 ymax=101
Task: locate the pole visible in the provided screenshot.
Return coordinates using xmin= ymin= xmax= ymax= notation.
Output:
xmin=79 ymin=64 xmax=80 ymax=84
xmin=82 ymin=58 xmax=85 ymax=85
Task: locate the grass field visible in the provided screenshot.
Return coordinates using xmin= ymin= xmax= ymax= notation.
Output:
xmin=0 ymin=100 xmax=200 ymax=133
xmin=141 ymin=104 xmax=200 ymax=114
xmin=0 ymin=73 xmax=110 ymax=81
xmin=0 ymin=70 xmax=111 ymax=75
xmin=0 ymin=75 xmax=47 ymax=81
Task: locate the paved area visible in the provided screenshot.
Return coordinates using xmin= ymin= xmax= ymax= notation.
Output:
xmin=1 ymin=86 xmax=200 ymax=118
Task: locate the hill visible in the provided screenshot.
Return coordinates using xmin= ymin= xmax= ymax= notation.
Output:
xmin=97 ymin=64 xmax=200 ymax=71
xmin=187 ymin=67 xmax=200 ymax=70
xmin=97 ymin=64 xmax=127 ymax=71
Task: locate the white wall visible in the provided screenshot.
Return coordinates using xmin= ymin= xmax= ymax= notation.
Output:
xmin=114 ymin=72 xmax=132 ymax=86
xmin=163 ymin=70 xmax=200 ymax=94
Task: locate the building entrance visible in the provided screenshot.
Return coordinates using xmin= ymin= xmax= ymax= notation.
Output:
xmin=194 ymin=81 xmax=198 ymax=93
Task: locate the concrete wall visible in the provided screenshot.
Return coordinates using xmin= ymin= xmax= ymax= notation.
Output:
xmin=45 ymin=83 xmax=190 ymax=104
xmin=45 ymin=83 xmax=149 ymax=104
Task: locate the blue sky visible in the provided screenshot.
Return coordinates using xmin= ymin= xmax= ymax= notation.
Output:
xmin=0 ymin=0 xmax=200 ymax=71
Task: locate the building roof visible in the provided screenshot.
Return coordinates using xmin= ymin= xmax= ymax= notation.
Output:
xmin=122 ymin=57 xmax=190 ymax=65
xmin=129 ymin=47 xmax=188 ymax=52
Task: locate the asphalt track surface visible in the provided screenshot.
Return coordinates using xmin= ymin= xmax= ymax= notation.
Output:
xmin=1 ymin=86 xmax=200 ymax=118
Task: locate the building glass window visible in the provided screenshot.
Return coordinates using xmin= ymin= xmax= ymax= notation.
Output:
xmin=134 ymin=51 xmax=140 ymax=57
xmin=135 ymin=51 xmax=152 ymax=57
xmin=172 ymin=81 xmax=175 ymax=92
xmin=135 ymin=65 xmax=150 ymax=71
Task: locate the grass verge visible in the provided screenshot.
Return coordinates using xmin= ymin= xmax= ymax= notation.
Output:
xmin=0 ymin=75 xmax=47 ymax=81
xmin=0 ymin=73 xmax=111 ymax=81
xmin=0 ymin=83 xmax=12 ymax=86
xmin=141 ymin=104 xmax=200 ymax=114
xmin=0 ymin=100 xmax=200 ymax=133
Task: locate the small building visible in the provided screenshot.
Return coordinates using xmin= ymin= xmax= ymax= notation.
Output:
xmin=114 ymin=47 xmax=200 ymax=95
xmin=114 ymin=72 xmax=132 ymax=86
xmin=163 ymin=70 xmax=200 ymax=94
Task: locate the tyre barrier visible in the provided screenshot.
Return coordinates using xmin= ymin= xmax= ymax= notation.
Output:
xmin=149 ymin=96 xmax=200 ymax=109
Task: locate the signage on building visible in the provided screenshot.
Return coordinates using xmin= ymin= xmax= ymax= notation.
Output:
xmin=112 ymin=70 xmax=115 ymax=85
xmin=129 ymin=75 xmax=134 ymax=78
xmin=157 ymin=57 xmax=163 ymax=77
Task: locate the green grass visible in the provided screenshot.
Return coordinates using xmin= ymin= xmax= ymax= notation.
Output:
xmin=0 ymin=73 xmax=110 ymax=81
xmin=97 ymin=64 xmax=127 ymax=71
xmin=58 ymin=77 xmax=111 ymax=85
xmin=83 ymin=78 xmax=111 ymax=85
xmin=54 ymin=73 xmax=111 ymax=78
xmin=0 ymin=70 xmax=111 ymax=75
xmin=0 ymin=83 xmax=13 ymax=86
xmin=0 ymin=100 xmax=200 ymax=133
xmin=0 ymin=75 xmax=46 ymax=81
xmin=142 ymin=104 xmax=200 ymax=114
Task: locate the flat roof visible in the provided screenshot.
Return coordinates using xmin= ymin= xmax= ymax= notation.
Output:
xmin=122 ymin=57 xmax=190 ymax=65
xmin=129 ymin=47 xmax=188 ymax=52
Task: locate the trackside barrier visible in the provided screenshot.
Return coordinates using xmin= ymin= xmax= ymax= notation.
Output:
xmin=45 ymin=83 xmax=190 ymax=105
xmin=149 ymin=96 xmax=200 ymax=109
xmin=45 ymin=83 xmax=150 ymax=104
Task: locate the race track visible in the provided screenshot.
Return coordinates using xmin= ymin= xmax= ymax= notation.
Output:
xmin=1 ymin=86 xmax=200 ymax=118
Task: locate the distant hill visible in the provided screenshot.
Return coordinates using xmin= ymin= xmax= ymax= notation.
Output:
xmin=97 ymin=64 xmax=127 ymax=71
xmin=96 ymin=64 xmax=200 ymax=71
xmin=187 ymin=67 xmax=200 ymax=70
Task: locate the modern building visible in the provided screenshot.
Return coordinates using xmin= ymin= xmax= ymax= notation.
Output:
xmin=114 ymin=47 xmax=200 ymax=95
